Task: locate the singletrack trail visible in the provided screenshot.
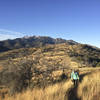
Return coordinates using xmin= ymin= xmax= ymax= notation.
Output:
xmin=67 ymin=83 xmax=81 ymax=100
xmin=65 ymin=71 xmax=92 ymax=100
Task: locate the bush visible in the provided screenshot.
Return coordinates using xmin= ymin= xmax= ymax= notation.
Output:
xmin=0 ymin=59 xmax=33 ymax=95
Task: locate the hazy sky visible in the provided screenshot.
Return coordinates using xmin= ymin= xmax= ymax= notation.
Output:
xmin=0 ymin=0 xmax=100 ymax=47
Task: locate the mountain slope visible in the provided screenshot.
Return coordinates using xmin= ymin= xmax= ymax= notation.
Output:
xmin=0 ymin=38 xmax=100 ymax=97
xmin=0 ymin=43 xmax=100 ymax=67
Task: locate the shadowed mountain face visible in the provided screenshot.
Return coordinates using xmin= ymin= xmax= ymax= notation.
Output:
xmin=0 ymin=36 xmax=77 ymax=53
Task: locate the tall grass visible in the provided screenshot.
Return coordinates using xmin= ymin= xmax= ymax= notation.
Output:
xmin=4 ymin=80 xmax=72 ymax=100
xmin=3 ymin=69 xmax=100 ymax=100
xmin=77 ymin=70 xmax=100 ymax=100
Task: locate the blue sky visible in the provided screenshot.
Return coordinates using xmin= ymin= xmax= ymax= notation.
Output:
xmin=0 ymin=0 xmax=100 ymax=47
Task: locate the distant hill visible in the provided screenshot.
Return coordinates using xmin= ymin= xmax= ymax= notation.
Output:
xmin=0 ymin=36 xmax=77 ymax=52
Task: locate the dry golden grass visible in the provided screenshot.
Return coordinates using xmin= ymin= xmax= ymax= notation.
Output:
xmin=77 ymin=70 xmax=100 ymax=100
xmin=3 ymin=80 xmax=72 ymax=100
xmin=2 ymin=68 xmax=100 ymax=100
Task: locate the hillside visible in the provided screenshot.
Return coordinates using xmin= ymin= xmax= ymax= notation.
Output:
xmin=0 ymin=43 xmax=100 ymax=68
xmin=0 ymin=37 xmax=100 ymax=99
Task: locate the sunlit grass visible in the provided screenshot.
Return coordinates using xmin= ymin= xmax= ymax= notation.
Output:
xmin=4 ymin=69 xmax=100 ymax=100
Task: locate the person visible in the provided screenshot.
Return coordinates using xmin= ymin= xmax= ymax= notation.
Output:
xmin=71 ymin=70 xmax=79 ymax=86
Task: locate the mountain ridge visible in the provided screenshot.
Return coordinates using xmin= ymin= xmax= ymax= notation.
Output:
xmin=0 ymin=36 xmax=78 ymax=53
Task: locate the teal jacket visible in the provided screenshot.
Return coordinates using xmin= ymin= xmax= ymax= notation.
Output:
xmin=71 ymin=71 xmax=79 ymax=80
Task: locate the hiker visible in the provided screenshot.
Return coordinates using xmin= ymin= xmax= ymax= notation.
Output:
xmin=71 ymin=70 xmax=79 ymax=86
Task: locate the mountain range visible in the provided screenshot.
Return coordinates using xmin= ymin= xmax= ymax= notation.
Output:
xmin=0 ymin=36 xmax=77 ymax=52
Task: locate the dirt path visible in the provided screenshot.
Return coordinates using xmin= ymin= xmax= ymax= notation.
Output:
xmin=65 ymin=72 xmax=92 ymax=100
xmin=67 ymin=84 xmax=81 ymax=100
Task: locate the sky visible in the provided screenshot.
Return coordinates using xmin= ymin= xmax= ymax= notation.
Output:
xmin=0 ymin=0 xmax=100 ymax=47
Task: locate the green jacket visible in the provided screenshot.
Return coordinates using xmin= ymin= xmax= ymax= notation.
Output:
xmin=71 ymin=71 xmax=79 ymax=80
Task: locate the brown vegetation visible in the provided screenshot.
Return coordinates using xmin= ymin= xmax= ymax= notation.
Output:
xmin=0 ymin=41 xmax=100 ymax=100
xmin=2 ymin=68 xmax=100 ymax=100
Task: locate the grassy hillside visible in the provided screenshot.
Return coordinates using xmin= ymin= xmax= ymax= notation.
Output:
xmin=0 ymin=43 xmax=100 ymax=67
xmin=0 ymin=42 xmax=100 ymax=99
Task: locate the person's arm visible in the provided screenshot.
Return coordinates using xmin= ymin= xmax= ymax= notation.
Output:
xmin=77 ymin=73 xmax=79 ymax=80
